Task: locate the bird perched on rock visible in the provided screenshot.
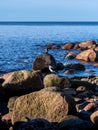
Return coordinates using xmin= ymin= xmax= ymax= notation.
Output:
xmin=45 ymin=47 xmax=49 ymax=54
xmin=48 ymin=65 xmax=57 ymax=73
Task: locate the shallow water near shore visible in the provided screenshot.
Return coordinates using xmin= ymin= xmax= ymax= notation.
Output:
xmin=0 ymin=22 xmax=98 ymax=77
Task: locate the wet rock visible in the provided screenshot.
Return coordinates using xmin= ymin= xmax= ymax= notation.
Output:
xmin=79 ymin=40 xmax=96 ymax=50
xmin=45 ymin=43 xmax=60 ymax=49
xmin=64 ymin=63 xmax=85 ymax=71
xmin=56 ymin=62 xmax=64 ymax=71
xmin=61 ymin=43 xmax=74 ymax=50
xmin=73 ymin=43 xmax=80 ymax=49
xmin=76 ymin=49 xmax=98 ymax=62
xmin=12 ymin=87 xmax=76 ymax=123
xmin=33 ymin=53 xmax=57 ymax=73
xmin=65 ymin=69 xmax=76 ymax=74
xmin=65 ymin=52 xmax=77 ymax=59
xmin=43 ymin=74 xmax=71 ymax=88
xmin=2 ymin=70 xmax=43 ymax=97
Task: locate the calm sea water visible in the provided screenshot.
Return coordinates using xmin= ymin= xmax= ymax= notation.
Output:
xmin=0 ymin=22 xmax=98 ymax=77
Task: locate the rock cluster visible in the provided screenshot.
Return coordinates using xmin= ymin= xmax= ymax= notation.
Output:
xmin=1 ymin=40 xmax=98 ymax=129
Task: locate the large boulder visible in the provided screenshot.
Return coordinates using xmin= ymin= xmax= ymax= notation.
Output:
xmin=79 ymin=40 xmax=96 ymax=50
xmin=43 ymin=74 xmax=71 ymax=88
xmin=33 ymin=54 xmax=57 ymax=72
xmin=2 ymin=70 xmax=43 ymax=96
xmin=12 ymin=87 xmax=76 ymax=123
xmin=76 ymin=49 xmax=98 ymax=62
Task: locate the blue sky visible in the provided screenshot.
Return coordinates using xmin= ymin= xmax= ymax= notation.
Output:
xmin=0 ymin=0 xmax=98 ymax=21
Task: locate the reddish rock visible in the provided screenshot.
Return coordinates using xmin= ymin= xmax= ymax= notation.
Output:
xmin=83 ymin=102 xmax=98 ymax=111
xmin=79 ymin=40 xmax=96 ymax=50
xmin=61 ymin=43 xmax=73 ymax=50
xmin=76 ymin=49 xmax=98 ymax=62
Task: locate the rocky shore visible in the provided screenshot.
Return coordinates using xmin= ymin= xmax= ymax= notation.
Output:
xmin=1 ymin=40 xmax=98 ymax=129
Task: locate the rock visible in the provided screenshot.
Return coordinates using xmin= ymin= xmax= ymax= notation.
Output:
xmin=73 ymin=43 xmax=80 ymax=49
xmin=79 ymin=40 xmax=96 ymax=50
xmin=12 ymin=87 xmax=76 ymax=123
xmin=90 ymin=110 xmax=98 ymax=126
xmin=76 ymin=86 xmax=88 ymax=93
xmin=33 ymin=53 xmax=57 ymax=73
xmin=70 ymin=79 xmax=96 ymax=90
xmin=61 ymin=43 xmax=73 ymax=50
xmin=13 ymin=118 xmax=58 ymax=130
xmin=56 ymin=62 xmax=64 ymax=71
xmin=43 ymin=74 xmax=71 ymax=88
xmin=65 ymin=52 xmax=77 ymax=59
xmin=83 ymin=102 xmax=98 ymax=112
xmin=95 ymin=46 xmax=98 ymax=51
xmin=2 ymin=70 xmax=43 ymax=96
xmin=94 ymin=63 xmax=98 ymax=67
xmin=76 ymin=49 xmax=98 ymax=62
xmin=64 ymin=63 xmax=85 ymax=71
xmin=65 ymin=69 xmax=76 ymax=74
xmin=45 ymin=43 xmax=60 ymax=49
xmin=59 ymin=115 xmax=93 ymax=130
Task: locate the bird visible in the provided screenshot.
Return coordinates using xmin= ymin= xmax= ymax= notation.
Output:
xmin=48 ymin=65 xmax=57 ymax=73
xmin=45 ymin=47 xmax=49 ymax=54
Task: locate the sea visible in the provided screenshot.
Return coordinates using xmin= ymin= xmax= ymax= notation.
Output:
xmin=0 ymin=22 xmax=98 ymax=77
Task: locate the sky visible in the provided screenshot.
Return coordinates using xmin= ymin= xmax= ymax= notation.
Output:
xmin=0 ymin=0 xmax=98 ymax=21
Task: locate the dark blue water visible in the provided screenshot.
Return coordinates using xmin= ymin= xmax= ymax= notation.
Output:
xmin=0 ymin=22 xmax=98 ymax=77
